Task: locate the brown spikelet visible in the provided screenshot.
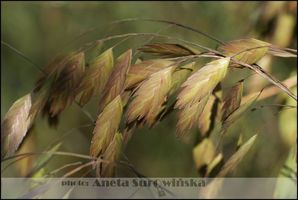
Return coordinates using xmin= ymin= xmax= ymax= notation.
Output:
xmin=32 ymin=52 xmax=85 ymax=124
xmin=126 ymin=67 xmax=174 ymax=127
xmin=218 ymin=38 xmax=269 ymax=65
xmin=175 ymin=57 xmax=230 ymax=109
xmin=220 ymin=93 xmax=258 ymax=135
xmin=221 ymin=80 xmax=243 ymax=121
xmin=47 ymin=52 xmax=85 ymax=117
xmin=1 ymin=94 xmax=33 ymax=158
xmin=176 ymin=94 xmax=209 ymax=137
xmin=77 ymin=48 xmax=114 ymax=106
xmin=139 ymin=43 xmax=198 ymax=58
xmin=125 ymin=59 xmax=175 ymax=90
xmin=100 ymin=132 xmax=123 ymax=177
xmin=99 ymin=49 xmax=132 ymax=111
xmin=90 ymin=95 xmax=123 ymax=157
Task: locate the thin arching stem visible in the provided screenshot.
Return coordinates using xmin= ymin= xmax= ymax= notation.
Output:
xmin=2 ymin=151 xmax=95 ymax=162
xmin=47 ymin=162 xmax=83 ymax=177
xmin=1 ymin=155 xmax=29 ymax=173
xmin=62 ymin=161 xmax=95 ymax=178
xmin=64 ymin=18 xmax=225 ymax=50
xmin=132 ymin=24 xmax=174 ymax=59
xmin=1 ymin=41 xmax=44 ymax=73
xmin=111 ymin=18 xmax=226 ymax=45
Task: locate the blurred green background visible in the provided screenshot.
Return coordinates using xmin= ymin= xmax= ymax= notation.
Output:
xmin=1 ymin=1 xmax=297 ymax=177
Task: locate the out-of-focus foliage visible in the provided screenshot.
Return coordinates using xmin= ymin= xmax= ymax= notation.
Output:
xmin=279 ymin=86 xmax=297 ymax=147
xmin=200 ymin=134 xmax=258 ymax=199
xmin=274 ymin=86 xmax=297 ymax=198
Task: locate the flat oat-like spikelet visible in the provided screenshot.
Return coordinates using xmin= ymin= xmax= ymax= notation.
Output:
xmin=139 ymin=43 xmax=197 ymax=58
xmin=47 ymin=52 xmax=85 ymax=117
xmin=126 ymin=66 xmax=174 ymax=127
xmin=175 ymin=57 xmax=230 ymax=109
xmin=32 ymin=52 xmax=85 ymax=124
xmin=100 ymin=132 xmax=123 ymax=177
xmin=1 ymin=94 xmax=33 ymax=158
xmin=220 ymin=93 xmax=258 ymax=135
xmin=90 ymin=95 xmax=123 ymax=157
xmin=99 ymin=49 xmax=132 ymax=111
xmin=77 ymin=48 xmax=114 ymax=106
xmin=125 ymin=59 xmax=175 ymax=90
xmin=218 ymin=38 xmax=269 ymax=65
xmin=221 ymin=80 xmax=243 ymax=121
xmin=176 ymin=94 xmax=209 ymax=137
